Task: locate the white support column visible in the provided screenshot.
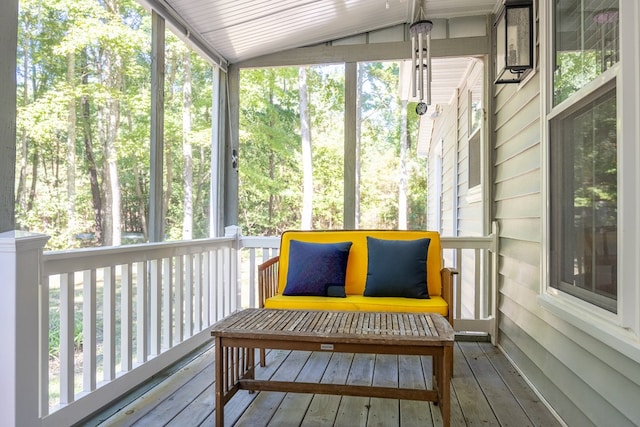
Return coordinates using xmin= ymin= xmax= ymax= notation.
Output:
xmin=0 ymin=231 xmax=49 ymax=427
xmin=344 ymin=62 xmax=357 ymax=229
xmin=210 ymin=67 xmax=222 ymax=237
xmin=225 ymin=65 xmax=240 ymax=228
xmin=149 ymin=11 xmax=165 ymax=242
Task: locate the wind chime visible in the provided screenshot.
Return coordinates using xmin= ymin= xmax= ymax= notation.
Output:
xmin=409 ymin=5 xmax=432 ymax=115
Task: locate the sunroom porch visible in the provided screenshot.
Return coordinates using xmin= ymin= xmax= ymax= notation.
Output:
xmin=2 ymin=227 xmax=510 ymax=426
xmin=4 ymin=0 xmax=640 ymax=426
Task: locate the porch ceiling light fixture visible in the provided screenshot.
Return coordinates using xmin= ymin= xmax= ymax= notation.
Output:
xmin=493 ymin=0 xmax=533 ymax=84
xmin=409 ymin=6 xmax=432 ymax=115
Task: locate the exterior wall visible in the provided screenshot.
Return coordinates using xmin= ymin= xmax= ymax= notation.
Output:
xmin=425 ymin=14 xmax=640 ymax=422
xmin=429 ymin=104 xmax=458 ymax=239
xmin=455 ymin=60 xmax=484 ymax=237
xmin=427 ymin=59 xmax=485 ymax=319
xmin=494 ymin=71 xmax=640 ymax=426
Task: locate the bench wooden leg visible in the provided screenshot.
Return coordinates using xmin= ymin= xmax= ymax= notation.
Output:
xmin=259 ymin=348 xmax=266 ymax=367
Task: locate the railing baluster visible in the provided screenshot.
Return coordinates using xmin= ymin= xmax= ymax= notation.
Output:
xmin=60 ymin=272 xmax=75 ymax=404
xmin=136 ymin=261 xmax=148 ymax=364
xmin=202 ymin=251 xmax=210 ymax=326
xmin=249 ymin=248 xmax=256 ymax=310
xmin=103 ymin=266 xmax=116 ymax=382
xmin=162 ymin=257 xmax=173 ymax=351
xmin=194 ymin=253 xmax=202 ymax=332
xmin=40 ymin=274 xmax=50 ymax=416
xmin=83 ymin=269 xmax=97 ymax=392
xmin=150 ymin=259 xmax=161 ymax=357
xmin=216 ymin=249 xmax=224 ymax=319
xmin=474 ymin=248 xmax=481 ymax=320
xmin=455 ymin=248 xmax=463 ymax=321
xmin=174 ymin=255 xmax=183 ymax=345
xmin=185 ymin=254 xmax=193 ymax=338
xmin=121 ymin=263 xmax=132 ymax=371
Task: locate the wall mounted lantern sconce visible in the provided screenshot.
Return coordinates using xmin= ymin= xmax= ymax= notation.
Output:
xmin=494 ymin=0 xmax=533 ymax=84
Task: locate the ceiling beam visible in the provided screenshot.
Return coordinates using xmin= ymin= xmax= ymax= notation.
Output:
xmin=236 ymin=36 xmax=490 ymax=68
xmin=139 ymin=0 xmax=229 ymax=71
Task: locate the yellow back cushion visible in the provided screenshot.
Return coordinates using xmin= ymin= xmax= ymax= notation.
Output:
xmin=277 ymin=230 xmax=442 ymax=297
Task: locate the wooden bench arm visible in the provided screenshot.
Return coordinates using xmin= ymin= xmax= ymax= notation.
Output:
xmin=258 ymin=256 xmax=280 ymax=308
xmin=441 ymin=267 xmax=458 ymax=325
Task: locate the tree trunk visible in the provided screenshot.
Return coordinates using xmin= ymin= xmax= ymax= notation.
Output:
xmin=133 ymin=164 xmax=148 ymax=241
xmin=355 ymin=64 xmax=364 ymax=229
xmin=67 ymin=52 xmax=77 ymax=244
xmin=398 ymin=99 xmax=408 ymax=229
xmin=16 ymin=19 xmax=29 ymax=212
xmin=81 ymin=49 xmax=103 ymax=244
xmin=27 ymin=150 xmax=38 ymax=212
xmin=267 ymin=82 xmax=275 ymax=231
xmin=103 ymin=97 xmax=121 ymax=246
xmin=182 ymin=51 xmax=193 ymax=240
xmin=299 ymin=67 xmax=313 ymax=229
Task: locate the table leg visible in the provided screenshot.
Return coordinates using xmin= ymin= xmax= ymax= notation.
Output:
xmin=215 ymin=336 xmax=224 ymax=427
xmin=440 ymin=345 xmax=452 ymax=427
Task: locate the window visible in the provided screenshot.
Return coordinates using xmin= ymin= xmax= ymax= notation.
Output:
xmin=549 ymin=0 xmax=619 ymax=312
xmin=550 ymin=83 xmax=617 ymax=312
xmin=468 ymin=132 xmax=481 ymax=189
xmin=553 ymin=0 xmax=619 ymax=106
xmin=468 ymin=75 xmax=482 ymax=190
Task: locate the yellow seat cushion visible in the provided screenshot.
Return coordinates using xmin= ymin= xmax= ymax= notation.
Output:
xmin=277 ymin=230 xmax=443 ymax=298
xmin=264 ymin=294 xmax=448 ymax=317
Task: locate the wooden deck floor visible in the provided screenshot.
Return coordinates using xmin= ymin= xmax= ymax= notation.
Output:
xmin=84 ymin=341 xmax=562 ymax=427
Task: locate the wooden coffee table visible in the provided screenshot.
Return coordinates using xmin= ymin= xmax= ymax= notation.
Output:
xmin=210 ymin=308 xmax=454 ymax=427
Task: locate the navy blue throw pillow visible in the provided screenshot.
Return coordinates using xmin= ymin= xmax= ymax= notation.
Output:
xmin=283 ymin=240 xmax=353 ymax=296
xmin=363 ymin=236 xmax=430 ymax=299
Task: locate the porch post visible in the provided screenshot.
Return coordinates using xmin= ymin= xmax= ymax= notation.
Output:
xmin=225 ymin=64 xmax=240 ymax=228
xmin=210 ymin=67 xmax=224 ymax=237
xmin=149 ymin=11 xmax=165 ymax=242
xmin=0 ymin=0 xmax=17 ymax=232
xmin=0 ymin=231 xmax=49 ymax=427
xmin=344 ymin=62 xmax=357 ymax=229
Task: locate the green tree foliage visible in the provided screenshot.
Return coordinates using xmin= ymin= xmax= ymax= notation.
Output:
xmin=238 ymin=62 xmax=427 ymax=235
xmin=16 ymin=0 xmax=213 ymax=249
xmin=17 ymin=0 xmax=428 ymax=247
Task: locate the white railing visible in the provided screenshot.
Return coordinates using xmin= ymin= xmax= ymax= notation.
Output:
xmin=0 ymin=226 xmax=497 ymax=427
xmin=0 ymin=227 xmax=242 ymax=427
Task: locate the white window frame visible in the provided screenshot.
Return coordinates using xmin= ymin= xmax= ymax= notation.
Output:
xmin=539 ymin=0 xmax=640 ymax=355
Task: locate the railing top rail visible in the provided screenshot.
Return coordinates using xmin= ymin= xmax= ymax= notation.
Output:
xmin=240 ymin=236 xmax=280 ymax=249
xmin=43 ymin=236 xmax=235 ymax=275
xmin=239 ymin=233 xmax=497 ymax=251
xmin=441 ymin=235 xmax=496 ymax=251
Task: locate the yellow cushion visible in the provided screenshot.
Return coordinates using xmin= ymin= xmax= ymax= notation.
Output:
xmin=277 ymin=230 xmax=443 ymax=298
xmin=264 ymin=294 xmax=448 ymax=317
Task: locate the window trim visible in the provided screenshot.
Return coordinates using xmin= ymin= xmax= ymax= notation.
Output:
xmin=540 ymin=0 xmax=640 ymax=339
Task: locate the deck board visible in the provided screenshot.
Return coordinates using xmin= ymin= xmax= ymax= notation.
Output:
xmin=88 ymin=341 xmax=562 ymax=427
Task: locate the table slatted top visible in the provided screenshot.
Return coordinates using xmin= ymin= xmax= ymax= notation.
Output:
xmin=211 ymin=308 xmax=454 ymax=346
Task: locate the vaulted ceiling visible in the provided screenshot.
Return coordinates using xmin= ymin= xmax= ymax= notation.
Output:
xmin=140 ymin=0 xmax=500 ymax=66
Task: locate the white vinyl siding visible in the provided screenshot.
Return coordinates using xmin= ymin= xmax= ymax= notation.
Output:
xmin=426 ymin=59 xmax=486 ymax=319
xmin=495 ymin=1 xmax=640 ymax=425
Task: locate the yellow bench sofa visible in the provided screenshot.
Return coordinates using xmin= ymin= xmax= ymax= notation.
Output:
xmin=258 ymin=230 xmax=456 ymax=325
